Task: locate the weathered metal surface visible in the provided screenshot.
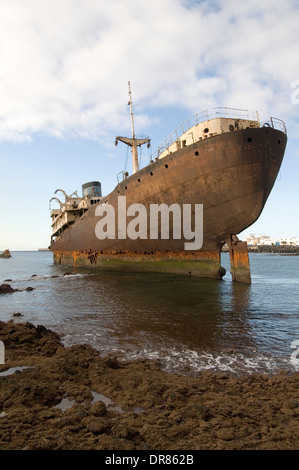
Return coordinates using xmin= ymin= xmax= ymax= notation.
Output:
xmin=51 ymin=124 xmax=287 ymax=281
xmin=53 ymin=249 xmax=225 ymax=279
xmin=226 ymin=235 xmax=251 ymax=283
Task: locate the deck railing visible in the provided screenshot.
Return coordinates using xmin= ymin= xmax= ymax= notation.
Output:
xmin=150 ymin=107 xmax=260 ymax=161
xmin=269 ymin=117 xmax=287 ymax=134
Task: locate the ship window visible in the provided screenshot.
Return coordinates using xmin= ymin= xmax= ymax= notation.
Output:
xmin=204 ymin=128 xmax=209 ymax=133
xmin=247 ymin=137 xmax=252 ymax=143
xmin=195 ymin=151 xmax=199 ymax=156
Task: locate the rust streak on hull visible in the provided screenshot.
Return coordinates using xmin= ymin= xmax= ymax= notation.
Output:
xmin=227 ymin=239 xmax=251 ymax=283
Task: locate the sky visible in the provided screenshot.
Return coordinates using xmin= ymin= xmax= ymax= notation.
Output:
xmin=0 ymin=0 xmax=299 ymax=250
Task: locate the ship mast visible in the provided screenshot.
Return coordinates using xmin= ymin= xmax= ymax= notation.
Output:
xmin=128 ymin=81 xmax=139 ymax=174
xmin=115 ymin=81 xmax=151 ymax=174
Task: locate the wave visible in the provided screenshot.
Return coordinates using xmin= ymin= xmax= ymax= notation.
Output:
xmin=60 ymin=332 xmax=298 ymax=375
xmin=2 ymin=272 xmax=95 ymax=284
xmin=124 ymin=347 xmax=298 ymax=375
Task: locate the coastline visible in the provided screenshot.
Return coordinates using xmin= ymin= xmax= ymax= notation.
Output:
xmin=0 ymin=321 xmax=298 ymax=450
xmin=222 ymin=244 xmax=299 ymax=254
xmin=248 ymin=245 xmax=299 ymax=254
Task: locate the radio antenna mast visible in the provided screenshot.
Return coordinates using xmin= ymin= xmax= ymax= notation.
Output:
xmin=115 ymin=81 xmax=151 ymax=174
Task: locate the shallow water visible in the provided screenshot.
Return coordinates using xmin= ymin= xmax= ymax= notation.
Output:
xmin=0 ymin=251 xmax=299 ymax=375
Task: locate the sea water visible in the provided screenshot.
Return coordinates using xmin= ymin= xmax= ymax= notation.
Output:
xmin=0 ymin=250 xmax=299 ymax=375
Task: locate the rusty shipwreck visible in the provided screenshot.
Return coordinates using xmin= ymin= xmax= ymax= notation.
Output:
xmin=49 ymin=83 xmax=287 ymax=283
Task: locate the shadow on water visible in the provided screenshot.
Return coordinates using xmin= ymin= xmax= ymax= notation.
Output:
xmin=49 ymin=270 xmax=257 ymax=366
xmin=95 ymin=271 xmax=254 ymax=350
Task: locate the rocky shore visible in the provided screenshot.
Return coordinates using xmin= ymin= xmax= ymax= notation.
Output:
xmin=0 ymin=321 xmax=298 ymax=450
xmin=248 ymin=245 xmax=299 ymax=254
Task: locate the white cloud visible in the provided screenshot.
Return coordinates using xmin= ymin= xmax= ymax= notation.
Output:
xmin=0 ymin=0 xmax=298 ymax=142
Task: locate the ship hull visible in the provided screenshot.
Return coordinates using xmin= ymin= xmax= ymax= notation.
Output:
xmin=51 ymin=126 xmax=286 ymax=279
xmin=53 ymin=249 xmax=225 ymax=279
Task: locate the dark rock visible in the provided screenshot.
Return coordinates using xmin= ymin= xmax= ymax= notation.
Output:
xmin=25 ymin=287 xmax=34 ymax=291
xmin=90 ymin=401 xmax=107 ymax=417
xmin=0 ymin=249 xmax=12 ymax=259
xmin=104 ymin=356 xmax=120 ymax=369
xmin=86 ymin=417 xmax=108 ymax=434
xmin=0 ymin=284 xmax=16 ymax=294
xmin=19 ymin=333 xmax=35 ymax=344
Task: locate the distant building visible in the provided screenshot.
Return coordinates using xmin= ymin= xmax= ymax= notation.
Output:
xmin=246 ymin=234 xmax=271 ymax=245
xmin=245 ymin=234 xmax=299 ymax=246
xmin=275 ymin=236 xmax=299 ymax=246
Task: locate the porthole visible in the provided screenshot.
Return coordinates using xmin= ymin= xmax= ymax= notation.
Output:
xmin=204 ymin=128 xmax=209 ymax=133
xmin=195 ymin=151 xmax=199 ymax=156
xmin=247 ymin=137 xmax=252 ymax=143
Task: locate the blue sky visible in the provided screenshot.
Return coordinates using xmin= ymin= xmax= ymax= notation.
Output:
xmin=0 ymin=0 xmax=299 ymax=250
